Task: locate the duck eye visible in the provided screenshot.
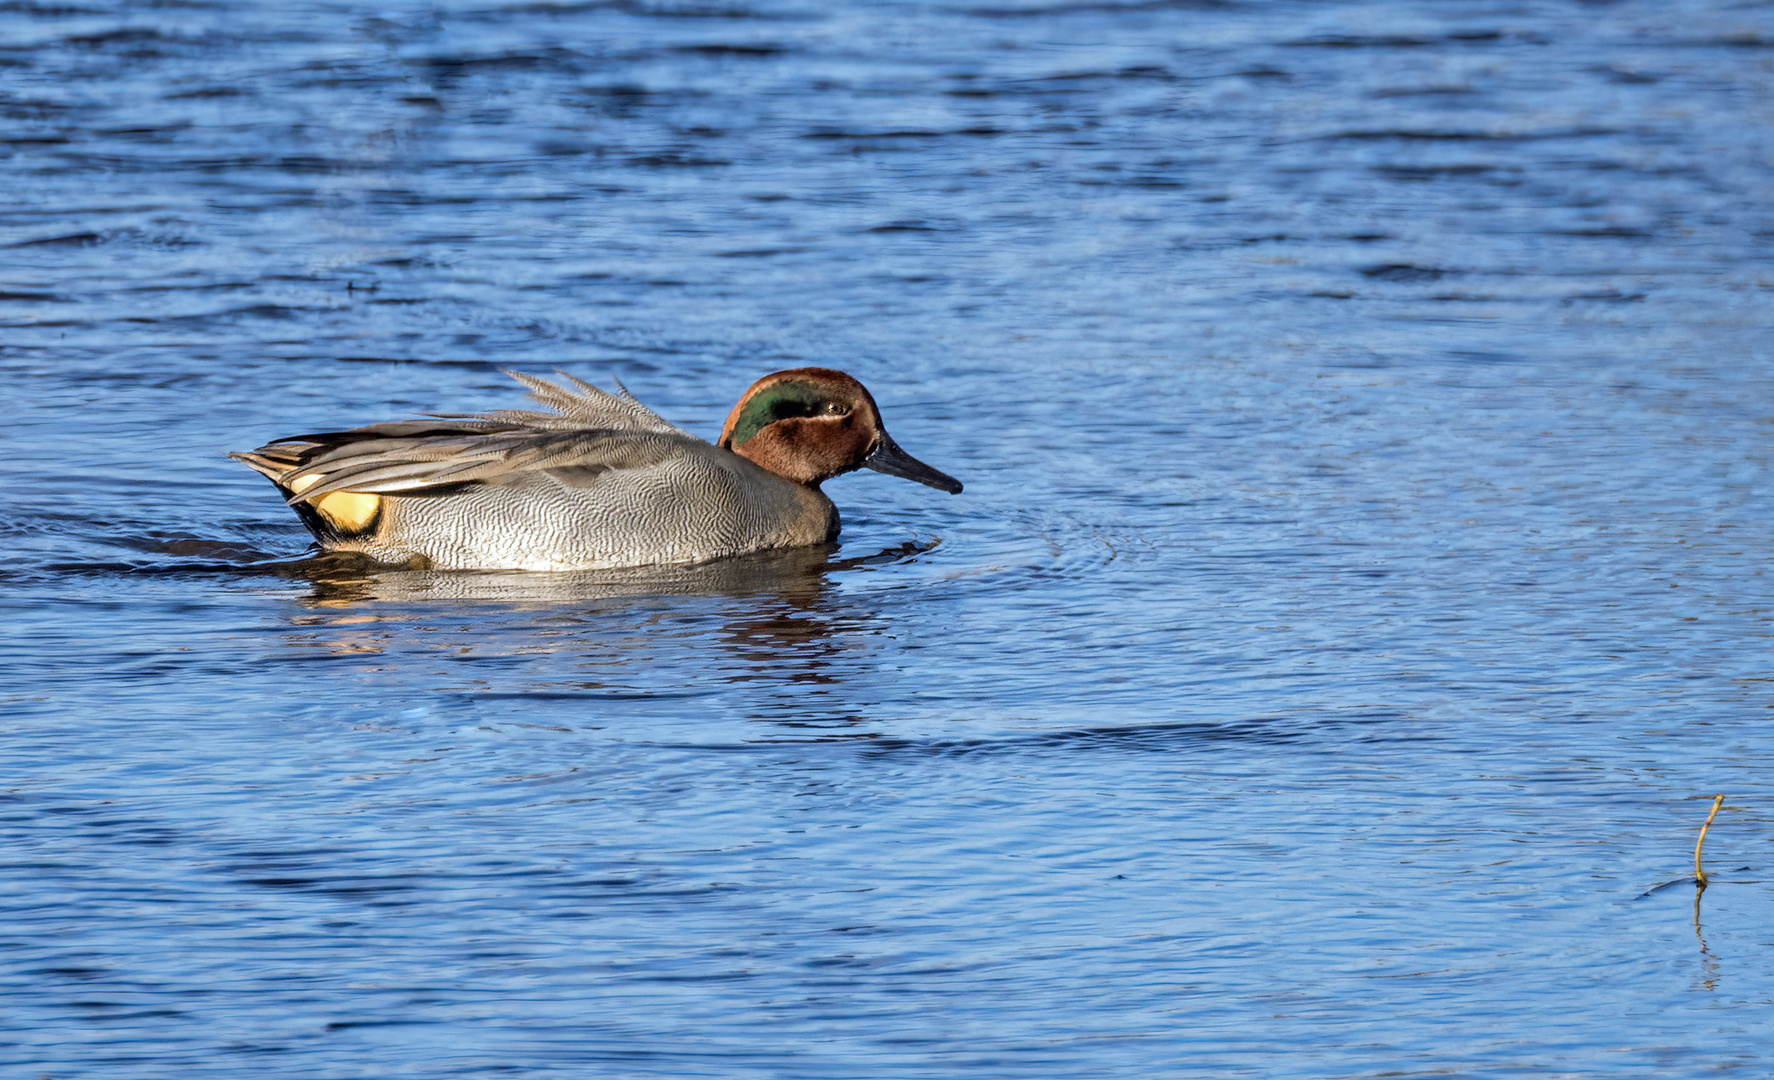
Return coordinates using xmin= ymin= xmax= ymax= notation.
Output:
xmin=823 ymin=401 xmax=850 ymax=416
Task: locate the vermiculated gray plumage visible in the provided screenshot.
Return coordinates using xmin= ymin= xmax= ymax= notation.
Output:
xmin=232 ymin=372 xmax=838 ymax=571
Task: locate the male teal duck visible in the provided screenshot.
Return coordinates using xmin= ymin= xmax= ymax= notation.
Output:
xmin=231 ymin=368 xmax=962 ymax=571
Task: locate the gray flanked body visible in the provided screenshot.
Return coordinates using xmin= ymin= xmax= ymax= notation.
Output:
xmin=233 ymin=372 xmax=835 ymax=572
xmin=364 ymin=444 xmax=836 ymax=572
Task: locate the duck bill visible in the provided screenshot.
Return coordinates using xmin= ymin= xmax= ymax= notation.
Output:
xmin=864 ymin=433 xmax=963 ymax=494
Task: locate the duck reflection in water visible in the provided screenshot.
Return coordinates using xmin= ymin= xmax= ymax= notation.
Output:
xmin=271 ymin=540 xmax=931 ymax=730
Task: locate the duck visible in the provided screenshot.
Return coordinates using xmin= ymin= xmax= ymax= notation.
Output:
xmin=231 ymin=367 xmax=962 ymax=572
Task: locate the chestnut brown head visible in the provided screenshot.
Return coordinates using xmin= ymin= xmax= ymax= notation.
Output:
xmin=718 ymin=368 xmax=962 ymax=493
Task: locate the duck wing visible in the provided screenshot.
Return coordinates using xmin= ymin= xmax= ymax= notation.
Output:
xmin=230 ymin=371 xmax=707 ymax=502
xmin=235 ymin=426 xmax=705 ymax=503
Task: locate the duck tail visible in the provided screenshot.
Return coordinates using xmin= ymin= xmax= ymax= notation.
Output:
xmin=229 ymin=448 xmax=299 ymax=484
xmin=229 ymin=445 xmax=383 ymax=542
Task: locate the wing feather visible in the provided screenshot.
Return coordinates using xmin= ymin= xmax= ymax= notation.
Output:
xmin=453 ymin=370 xmax=692 ymax=436
xmin=278 ymin=431 xmax=692 ymax=502
xmin=231 ymin=370 xmax=708 ymax=503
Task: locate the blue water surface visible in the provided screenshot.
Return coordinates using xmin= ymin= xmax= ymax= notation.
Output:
xmin=3 ymin=1 xmax=1773 ymax=1076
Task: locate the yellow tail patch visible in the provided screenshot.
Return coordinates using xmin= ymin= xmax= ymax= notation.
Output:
xmin=311 ymin=490 xmax=382 ymax=533
xmin=286 ymin=474 xmax=381 ymax=533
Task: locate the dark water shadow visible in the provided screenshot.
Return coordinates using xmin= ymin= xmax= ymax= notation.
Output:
xmin=276 ymin=540 xmax=935 ymax=607
xmin=34 ymin=534 xmax=937 ymax=605
xmin=658 ymin=717 xmax=1311 ymax=757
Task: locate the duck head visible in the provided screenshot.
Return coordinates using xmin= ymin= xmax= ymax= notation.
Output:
xmin=719 ymin=368 xmax=963 ymax=494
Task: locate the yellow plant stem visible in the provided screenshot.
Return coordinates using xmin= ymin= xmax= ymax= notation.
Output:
xmin=1695 ymin=794 xmax=1725 ymax=887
